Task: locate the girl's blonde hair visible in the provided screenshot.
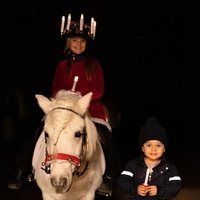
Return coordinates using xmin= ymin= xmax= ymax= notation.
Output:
xmin=64 ymin=37 xmax=98 ymax=80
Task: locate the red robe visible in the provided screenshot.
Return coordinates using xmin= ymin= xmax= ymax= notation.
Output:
xmin=52 ymin=59 xmax=107 ymax=121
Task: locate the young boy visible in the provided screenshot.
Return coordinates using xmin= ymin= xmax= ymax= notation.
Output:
xmin=117 ymin=117 xmax=182 ymax=199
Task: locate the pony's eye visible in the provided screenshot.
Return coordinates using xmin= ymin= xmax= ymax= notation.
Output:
xmin=44 ymin=131 xmax=49 ymax=138
xmin=75 ymin=131 xmax=82 ymax=138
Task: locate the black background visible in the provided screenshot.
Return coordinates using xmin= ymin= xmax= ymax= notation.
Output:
xmin=0 ymin=2 xmax=197 ymax=200
xmin=1 ymin=0 xmax=190 ymax=177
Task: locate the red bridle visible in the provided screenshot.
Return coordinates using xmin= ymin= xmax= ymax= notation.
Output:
xmin=41 ymin=106 xmax=86 ymax=174
xmin=44 ymin=153 xmax=81 ymax=167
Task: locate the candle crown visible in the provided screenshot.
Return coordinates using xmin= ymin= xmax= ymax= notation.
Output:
xmin=61 ymin=13 xmax=97 ymax=40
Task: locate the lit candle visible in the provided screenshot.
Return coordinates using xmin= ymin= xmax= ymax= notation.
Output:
xmin=90 ymin=17 xmax=94 ymax=35
xmin=93 ymin=20 xmax=96 ymax=38
xmin=144 ymin=168 xmax=150 ymax=186
xmin=60 ymin=16 xmax=65 ymax=34
xmin=71 ymin=76 xmax=79 ymax=92
xmin=66 ymin=14 xmax=71 ymax=31
xmin=80 ymin=14 xmax=84 ymax=31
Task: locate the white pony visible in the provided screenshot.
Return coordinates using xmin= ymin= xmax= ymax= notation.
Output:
xmin=32 ymin=90 xmax=105 ymax=200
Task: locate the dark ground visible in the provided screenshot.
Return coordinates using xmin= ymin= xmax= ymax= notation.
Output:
xmin=0 ymin=131 xmax=200 ymax=200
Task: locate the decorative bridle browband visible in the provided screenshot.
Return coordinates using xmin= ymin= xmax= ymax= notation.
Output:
xmin=41 ymin=106 xmax=88 ymax=176
xmin=51 ymin=107 xmax=84 ymax=119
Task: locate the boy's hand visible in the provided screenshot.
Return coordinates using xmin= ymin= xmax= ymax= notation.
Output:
xmin=146 ymin=185 xmax=157 ymax=196
xmin=137 ymin=184 xmax=148 ymax=196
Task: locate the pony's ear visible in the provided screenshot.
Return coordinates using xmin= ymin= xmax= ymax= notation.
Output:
xmin=76 ymin=92 xmax=93 ymax=115
xmin=35 ymin=94 xmax=52 ymax=114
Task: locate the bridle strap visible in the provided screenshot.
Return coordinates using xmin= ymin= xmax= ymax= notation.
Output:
xmin=45 ymin=153 xmax=81 ymax=166
xmin=51 ymin=107 xmax=84 ymax=119
xmin=41 ymin=107 xmax=87 ymax=175
xmin=73 ymin=161 xmax=89 ymax=177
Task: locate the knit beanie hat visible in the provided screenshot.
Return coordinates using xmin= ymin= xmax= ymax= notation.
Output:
xmin=138 ymin=117 xmax=168 ymax=148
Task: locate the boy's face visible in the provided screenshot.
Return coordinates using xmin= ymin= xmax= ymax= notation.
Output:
xmin=142 ymin=140 xmax=165 ymax=160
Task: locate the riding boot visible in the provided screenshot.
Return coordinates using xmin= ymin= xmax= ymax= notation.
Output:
xmin=94 ymin=123 xmax=121 ymax=197
xmin=96 ymin=174 xmax=113 ymax=197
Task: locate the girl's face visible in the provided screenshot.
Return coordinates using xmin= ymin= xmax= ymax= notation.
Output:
xmin=67 ymin=37 xmax=87 ymax=54
xmin=142 ymin=140 xmax=165 ymax=161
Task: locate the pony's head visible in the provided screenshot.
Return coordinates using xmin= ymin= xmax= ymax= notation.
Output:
xmin=35 ymin=90 xmax=99 ymax=193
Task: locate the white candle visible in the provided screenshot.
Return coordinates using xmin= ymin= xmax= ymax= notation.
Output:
xmin=93 ymin=21 xmax=96 ymax=38
xmin=60 ymin=16 xmax=65 ymax=34
xmin=66 ymin=14 xmax=71 ymax=31
xmin=71 ymin=76 xmax=79 ymax=92
xmin=144 ymin=168 xmax=150 ymax=186
xmin=80 ymin=14 xmax=84 ymax=31
xmin=90 ymin=17 xmax=94 ymax=35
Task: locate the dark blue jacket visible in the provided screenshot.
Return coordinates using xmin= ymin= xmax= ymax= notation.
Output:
xmin=117 ymin=155 xmax=182 ymax=200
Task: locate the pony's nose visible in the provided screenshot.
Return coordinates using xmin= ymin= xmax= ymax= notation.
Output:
xmin=51 ymin=177 xmax=67 ymax=188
